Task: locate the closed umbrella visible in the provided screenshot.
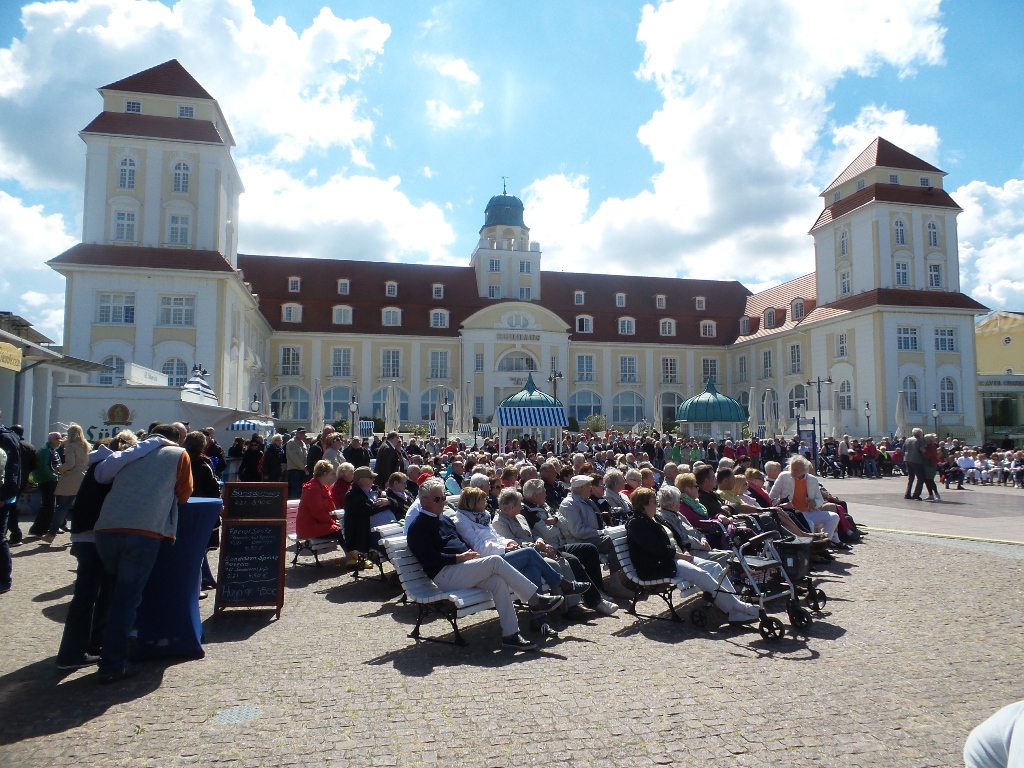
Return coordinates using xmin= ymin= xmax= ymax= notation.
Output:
xmin=894 ymin=390 xmax=909 ymax=440
xmin=259 ymin=380 xmax=271 ymax=419
xmin=385 ymin=384 xmax=400 ymax=433
xmin=747 ymin=387 xmax=757 ymax=438
xmin=764 ymin=389 xmax=778 ymax=438
xmin=831 ymin=389 xmax=843 ymax=438
xmin=310 ymin=378 xmax=324 ymax=430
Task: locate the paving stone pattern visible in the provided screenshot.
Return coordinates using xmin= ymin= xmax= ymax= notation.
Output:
xmin=2 ymin=527 xmax=1022 ymax=767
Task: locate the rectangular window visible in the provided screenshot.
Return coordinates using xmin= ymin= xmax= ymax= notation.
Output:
xmin=662 ymin=357 xmax=678 ymax=384
xmin=737 ymin=356 xmax=747 ymax=382
xmin=695 ymin=296 xmax=705 ymax=310
xmin=577 ymin=354 xmax=595 ymax=381
xmin=475 ymin=353 xmax=484 ymax=372
xmin=550 ymin=355 xmax=557 ymax=374
xmin=856 ymin=178 xmax=866 ymax=190
xmin=333 ymin=306 xmax=352 ymax=325
xmin=280 ymin=346 xmax=301 ymax=377
xmin=519 ymin=287 xmax=532 ymax=300
xmin=789 ymin=344 xmax=802 ymax=375
xmin=619 ymin=356 xmax=638 ymax=383
xmin=288 ymin=278 xmax=301 ymax=292
xmin=895 ymin=261 xmax=909 ymax=287
xmin=661 ymin=319 xmax=676 ymax=336
xmin=178 ymin=105 xmax=194 ymax=119
xmin=837 ymin=333 xmax=848 ymax=358
xmin=168 ymin=214 xmax=190 ymax=244
xmin=337 ymin=279 xmax=350 ymax=295
xmin=897 ymin=326 xmax=919 ymax=351
xmin=840 ymin=270 xmax=851 ymax=296
xmin=118 ymin=162 xmax=135 ymax=189
xmin=618 ymin=318 xmax=634 ymax=335
xmin=833 ymin=191 xmax=841 ymax=203
xmin=432 ymin=284 xmax=444 ymax=299
xmin=159 ymin=295 xmax=195 ymax=326
xmin=935 ymin=328 xmax=957 ymax=352
xmin=615 ymin=293 xmax=626 ymax=308
xmin=382 ymin=309 xmax=400 ymax=326
xmin=489 ymin=258 xmax=501 ymax=273
xmin=488 ymin=285 xmax=501 ymax=299
xmin=656 ymin=295 xmax=667 ymax=309
xmin=125 ymin=100 xmax=141 ymax=114
xmin=702 ymin=358 xmax=718 ymax=384
xmin=385 ymin=282 xmax=398 ymax=297
xmin=381 ymin=349 xmax=401 ymax=378
xmin=920 ymin=176 xmax=931 ymax=187
xmin=474 ymin=396 xmax=484 ymax=416
xmin=519 ymin=260 xmax=531 ymax=274
xmin=889 ymin=174 xmax=900 ymax=184
xmin=928 ymin=264 xmax=942 ymax=288
xmin=98 ymin=293 xmax=135 ymax=324
xmin=331 ymin=347 xmax=352 ymax=378
xmin=430 ymin=350 xmax=449 ymax=379
xmin=576 ymin=316 xmax=592 ymax=333
xmin=762 ymin=350 xmax=773 ymax=379
xmin=430 ymin=310 xmax=448 ymax=328
xmin=114 ymin=210 xmax=136 ymax=241
xmin=574 ymin=291 xmax=584 ymax=305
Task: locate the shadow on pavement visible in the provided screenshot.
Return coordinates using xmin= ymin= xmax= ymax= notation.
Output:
xmin=32 ymin=583 xmax=75 ymax=603
xmin=0 ymin=657 xmax=174 ymax=746
xmin=202 ymin=609 xmax=279 ymax=644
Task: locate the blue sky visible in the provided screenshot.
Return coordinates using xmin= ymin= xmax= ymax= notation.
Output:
xmin=1 ymin=0 xmax=1022 ymax=343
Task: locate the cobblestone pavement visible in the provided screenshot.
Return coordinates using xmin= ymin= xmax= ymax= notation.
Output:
xmin=3 ymin=506 xmax=1023 ymax=767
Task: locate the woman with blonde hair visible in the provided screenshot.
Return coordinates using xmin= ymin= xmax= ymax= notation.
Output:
xmin=46 ymin=424 xmax=91 ymax=544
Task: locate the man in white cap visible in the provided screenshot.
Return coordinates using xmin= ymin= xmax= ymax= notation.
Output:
xmin=558 ymin=475 xmax=633 ymax=599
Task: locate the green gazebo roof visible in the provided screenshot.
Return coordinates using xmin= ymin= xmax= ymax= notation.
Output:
xmin=677 ymin=379 xmax=746 ymax=423
xmin=497 ymin=373 xmax=563 ymax=409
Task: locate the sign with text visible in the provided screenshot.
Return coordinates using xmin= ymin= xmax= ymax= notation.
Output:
xmin=214 ymin=519 xmax=286 ymax=618
xmin=0 ymin=342 xmax=23 ymax=372
xmin=223 ymin=482 xmax=287 ymax=520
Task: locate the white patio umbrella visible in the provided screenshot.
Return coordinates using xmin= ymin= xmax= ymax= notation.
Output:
xmin=259 ymin=380 xmax=271 ymax=419
xmin=385 ymin=384 xmax=400 ymax=433
xmin=747 ymin=387 xmax=757 ymax=438
xmin=310 ymin=378 xmax=324 ymax=430
xmin=764 ymin=389 xmax=778 ymax=438
xmin=894 ymin=390 xmax=909 ymax=440
xmin=831 ymin=389 xmax=843 ymax=438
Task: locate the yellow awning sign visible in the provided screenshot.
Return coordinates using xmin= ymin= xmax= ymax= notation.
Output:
xmin=0 ymin=342 xmax=23 ymax=372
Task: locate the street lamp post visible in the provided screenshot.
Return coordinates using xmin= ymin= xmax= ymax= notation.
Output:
xmin=441 ymin=395 xmax=451 ymax=445
xmin=931 ymin=403 xmax=939 ymax=435
xmin=349 ymin=395 xmax=359 ymax=439
xmin=250 ymin=393 xmax=261 ymax=413
xmin=806 ymin=375 xmax=833 ymax=466
xmin=864 ymin=401 xmax=871 ymax=438
xmin=548 ymin=370 xmax=564 ymax=444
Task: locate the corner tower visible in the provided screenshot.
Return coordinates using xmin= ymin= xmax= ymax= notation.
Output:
xmin=470 ymin=190 xmax=542 ymax=301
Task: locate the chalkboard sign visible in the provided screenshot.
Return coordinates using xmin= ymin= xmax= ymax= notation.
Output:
xmin=214 ymin=519 xmax=286 ymax=618
xmin=223 ymin=482 xmax=287 ymax=520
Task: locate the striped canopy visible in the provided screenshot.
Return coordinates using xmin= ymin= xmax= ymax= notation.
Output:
xmin=477 ymin=424 xmax=493 ymax=437
xmin=226 ymin=419 xmax=275 ymax=433
xmin=496 ymin=406 xmax=569 ymax=428
xmin=182 ymin=371 xmax=217 ymax=399
xmin=358 ymin=420 xmax=376 ymax=438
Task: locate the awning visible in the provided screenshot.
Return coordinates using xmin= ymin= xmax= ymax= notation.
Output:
xmin=359 ymin=420 xmax=375 ymax=438
xmin=226 ymin=419 xmax=275 ymax=433
xmin=477 ymin=424 xmax=493 ymax=437
xmin=497 ymin=406 xmax=569 ymax=428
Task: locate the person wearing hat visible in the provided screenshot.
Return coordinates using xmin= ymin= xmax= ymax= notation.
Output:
xmin=343 ymin=466 xmax=392 ymax=568
xmin=558 ymin=475 xmax=633 ymax=599
xmin=285 ymin=427 xmax=308 ymax=499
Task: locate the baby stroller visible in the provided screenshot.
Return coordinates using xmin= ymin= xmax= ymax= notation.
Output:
xmin=817 ymin=454 xmax=844 ymax=479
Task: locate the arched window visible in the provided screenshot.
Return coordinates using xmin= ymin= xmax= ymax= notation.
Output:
xmin=568 ymin=391 xmax=602 ymax=422
xmin=429 ymin=309 xmax=449 ymax=328
xmin=838 ymin=380 xmax=853 ymax=410
xmin=161 ymin=357 xmax=189 ymax=387
xmin=788 ymin=384 xmax=807 ymax=419
xmin=764 ymin=308 xmax=776 ymax=329
xmin=792 ymin=299 xmax=805 ymax=321
xmin=118 ymin=157 xmax=135 ymax=189
xmin=661 ymin=392 xmax=684 ymax=424
xmin=927 ymin=221 xmax=939 ymax=248
xmin=497 ymin=353 xmax=538 ymax=372
xmin=699 ymin=320 xmax=716 ymax=338
xmin=940 ymin=377 xmax=957 ymax=413
xmin=618 ymin=317 xmax=635 ymax=335
xmin=421 ymin=388 xmax=456 ymax=421
xmin=661 ymin=319 xmax=677 ymax=337
xmin=270 ymin=385 xmax=310 ymax=421
xmin=894 ymin=219 xmax=906 ymax=246
xmin=173 ymin=161 xmax=190 ymax=193
xmin=840 ymin=230 xmax=848 ymax=256
xmin=282 ymin=303 xmax=302 ymax=323
xmin=739 ymin=316 xmax=750 ymax=335
xmin=323 ymin=386 xmax=351 ymax=423
xmin=371 ymin=387 xmax=409 ymax=422
xmin=575 ymin=315 xmax=593 ymax=333
xmin=901 ymin=376 xmax=919 ymax=412
xmin=382 ymin=307 xmax=401 ymax=326
xmin=99 ymin=355 xmax=125 ymax=385
xmin=611 ymin=391 xmax=644 ymax=424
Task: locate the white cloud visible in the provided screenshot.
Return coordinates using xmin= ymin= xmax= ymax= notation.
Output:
xmin=437 ymin=57 xmax=479 ymax=84
xmin=955 ymin=178 xmax=1024 ymax=309
xmin=422 ymin=166 xmax=434 ymax=178
xmin=425 ymin=98 xmax=482 ymax=129
xmin=828 ymin=105 xmax=941 ymax=177
xmin=528 ymin=0 xmax=947 ymax=286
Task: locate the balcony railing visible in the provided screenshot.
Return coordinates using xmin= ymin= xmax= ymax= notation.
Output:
xmin=619 ymin=373 xmax=640 ymax=384
xmin=576 ymin=372 xmax=595 ymax=382
xmin=279 ymin=366 xmax=301 ymax=377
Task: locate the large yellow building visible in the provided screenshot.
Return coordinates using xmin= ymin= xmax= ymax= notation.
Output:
xmin=47 ymin=60 xmax=990 ymax=443
xmin=975 ymin=311 xmax=1024 ymax=443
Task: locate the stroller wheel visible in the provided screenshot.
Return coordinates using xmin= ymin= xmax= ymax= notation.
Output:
xmin=758 ymin=616 xmax=785 ymax=642
xmin=690 ymin=608 xmax=708 ymax=628
xmin=789 ymin=605 xmax=813 ymax=630
xmin=806 ymin=588 xmax=827 ymax=611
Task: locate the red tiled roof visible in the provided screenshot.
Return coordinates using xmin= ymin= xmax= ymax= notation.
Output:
xmin=48 ymin=244 xmax=234 ymax=273
xmin=101 ymin=60 xmax=213 ymax=100
xmin=824 ymin=288 xmax=988 ymax=314
xmin=737 ymin=273 xmax=817 ymax=340
xmin=811 ymin=183 xmax=961 ymax=230
xmin=823 ymin=137 xmax=944 ymax=193
xmin=81 ymin=112 xmax=224 ymax=144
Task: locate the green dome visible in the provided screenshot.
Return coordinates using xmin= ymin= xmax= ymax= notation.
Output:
xmin=497 ymin=373 xmax=563 ymax=409
xmin=677 ymin=379 xmax=746 ymax=423
xmin=481 ymin=193 xmax=527 ymax=231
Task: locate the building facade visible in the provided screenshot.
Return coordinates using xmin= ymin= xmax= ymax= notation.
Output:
xmin=48 ymin=61 xmax=989 ymax=442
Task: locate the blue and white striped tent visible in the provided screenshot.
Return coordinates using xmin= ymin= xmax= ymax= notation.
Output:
xmin=358 ymin=420 xmax=376 ymax=439
xmin=477 ymin=424 xmax=493 ymax=437
xmin=226 ymin=419 xmax=275 ymax=437
xmin=496 ymin=406 xmax=568 ymax=427
xmin=182 ymin=371 xmax=217 ymax=401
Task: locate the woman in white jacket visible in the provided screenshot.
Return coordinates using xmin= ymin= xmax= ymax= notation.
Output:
xmin=768 ymin=456 xmax=842 ymax=545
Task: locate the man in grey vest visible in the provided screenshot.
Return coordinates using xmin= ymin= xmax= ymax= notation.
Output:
xmin=903 ymin=428 xmax=925 ymax=500
xmin=92 ymin=424 xmax=192 ymax=683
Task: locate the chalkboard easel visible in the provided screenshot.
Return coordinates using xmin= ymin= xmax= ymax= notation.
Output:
xmin=214 ymin=519 xmax=287 ymax=619
xmin=223 ymin=482 xmax=288 ymax=519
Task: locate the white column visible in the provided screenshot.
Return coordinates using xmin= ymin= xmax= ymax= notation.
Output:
xmin=144 ymin=148 xmax=162 ymax=246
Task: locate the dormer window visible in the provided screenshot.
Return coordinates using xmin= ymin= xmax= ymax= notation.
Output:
xmin=656 ymin=295 xmax=666 ymax=310
xmin=574 ymin=291 xmax=585 ymax=306
xmin=739 ymin=316 xmax=750 ymax=335
xmin=430 ymin=309 xmax=449 ymax=328
xmin=764 ymin=308 xmax=776 ymax=329
xmin=385 ymin=281 xmax=398 ymax=297
xmin=618 ymin=317 xmax=635 ymax=335
xmin=700 ymin=320 xmax=716 ymax=338
xmin=288 ymin=277 xmax=301 ymax=292
xmin=337 ymin=279 xmax=350 ymax=295
xmin=332 ymin=305 xmax=352 ymax=325
xmin=382 ymin=307 xmax=401 ymax=326
xmin=695 ymin=296 xmax=706 ymax=311
xmin=125 ymin=100 xmax=142 ymax=114
xmin=919 ymin=176 xmax=931 ymax=187
xmin=615 ymin=293 xmax=626 ymax=308
xmin=660 ymin=319 xmax=676 ymax=337
xmin=282 ymin=303 xmax=302 ymax=323
xmin=792 ymin=299 xmax=805 ymax=321
xmin=178 ymin=104 xmax=194 ymax=119
xmin=432 ymin=283 xmax=444 ymax=299
xmin=576 ymin=315 xmax=593 ymax=333
xmin=889 ymin=174 xmax=900 ymax=184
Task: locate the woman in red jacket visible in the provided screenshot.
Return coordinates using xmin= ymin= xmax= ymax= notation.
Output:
xmin=296 ymin=461 xmax=342 ymax=541
xmin=329 ymin=462 xmax=354 ymax=509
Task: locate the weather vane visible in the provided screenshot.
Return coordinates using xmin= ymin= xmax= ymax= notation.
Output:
xmin=502 ymin=175 xmax=507 ymax=195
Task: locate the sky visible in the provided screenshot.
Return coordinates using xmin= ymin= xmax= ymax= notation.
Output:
xmin=1 ymin=0 xmax=1022 ymax=344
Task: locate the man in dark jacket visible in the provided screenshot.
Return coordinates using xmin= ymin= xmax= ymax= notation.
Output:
xmin=6 ymin=425 xmax=33 ymax=545
xmin=0 ymin=415 xmax=23 ymax=591
xmin=373 ymin=431 xmax=405 ymax=488
xmin=342 ymin=437 xmax=370 ymax=468
xmin=261 ymin=434 xmax=285 ymax=482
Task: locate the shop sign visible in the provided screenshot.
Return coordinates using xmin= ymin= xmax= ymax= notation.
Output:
xmin=85 ymin=403 xmax=138 ymax=442
xmin=0 ymin=342 xmax=22 ymax=372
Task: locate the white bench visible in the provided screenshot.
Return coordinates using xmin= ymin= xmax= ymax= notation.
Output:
xmin=607 ymin=524 xmax=702 ymax=623
xmin=289 ymin=533 xmax=341 ymax=566
xmin=353 ymin=522 xmax=407 ymax=581
xmin=383 ymin=535 xmax=497 ymax=646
